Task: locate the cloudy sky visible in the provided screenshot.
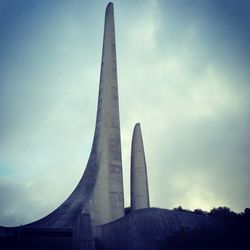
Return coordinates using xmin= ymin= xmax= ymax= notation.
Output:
xmin=0 ymin=0 xmax=250 ymax=226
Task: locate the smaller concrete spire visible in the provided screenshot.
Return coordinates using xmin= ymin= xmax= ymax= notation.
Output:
xmin=130 ymin=123 xmax=150 ymax=211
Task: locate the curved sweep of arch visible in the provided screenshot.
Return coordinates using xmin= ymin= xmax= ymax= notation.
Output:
xmin=2 ymin=2 xmax=124 ymax=228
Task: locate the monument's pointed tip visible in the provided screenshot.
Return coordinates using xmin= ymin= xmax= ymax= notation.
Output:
xmin=134 ymin=123 xmax=141 ymax=129
xmin=106 ymin=2 xmax=114 ymax=11
xmin=104 ymin=2 xmax=114 ymax=26
xmin=133 ymin=123 xmax=142 ymax=136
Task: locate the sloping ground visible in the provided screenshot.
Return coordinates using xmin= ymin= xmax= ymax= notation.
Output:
xmin=94 ymin=208 xmax=222 ymax=250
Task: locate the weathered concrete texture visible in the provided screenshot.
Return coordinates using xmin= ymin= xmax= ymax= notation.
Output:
xmin=72 ymin=213 xmax=95 ymax=250
xmin=131 ymin=123 xmax=150 ymax=211
xmin=94 ymin=208 xmax=222 ymax=250
xmin=1 ymin=2 xmax=124 ymax=229
xmin=87 ymin=1 xmax=124 ymax=226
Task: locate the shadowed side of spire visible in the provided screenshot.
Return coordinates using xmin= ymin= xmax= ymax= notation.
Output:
xmin=131 ymin=123 xmax=150 ymax=211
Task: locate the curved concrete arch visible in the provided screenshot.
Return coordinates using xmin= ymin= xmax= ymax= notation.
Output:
xmin=2 ymin=2 xmax=124 ymax=228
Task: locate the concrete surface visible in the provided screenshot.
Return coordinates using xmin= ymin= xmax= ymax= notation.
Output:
xmin=94 ymin=208 xmax=222 ymax=250
xmin=131 ymin=123 xmax=150 ymax=211
xmin=0 ymin=2 xmax=124 ymax=228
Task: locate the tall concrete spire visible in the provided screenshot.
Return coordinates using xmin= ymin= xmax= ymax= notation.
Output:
xmin=131 ymin=123 xmax=150 ymax=211
xmin=87 ymin=1 xmax=125 ymax=225
xmin=25 ymin=2 xmax=124 ymax=227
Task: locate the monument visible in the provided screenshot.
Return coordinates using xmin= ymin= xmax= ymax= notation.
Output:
xmin=0 ymin=3 xmax=222 ymax=250
xmin=24 ymin=1 xmax=125 ymax=228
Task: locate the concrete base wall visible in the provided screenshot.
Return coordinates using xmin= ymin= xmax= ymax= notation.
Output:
xmin=94 ymin=208 xmax=222 ymax=250
xmin=0 ymin=208 xmax=224 ymax=250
